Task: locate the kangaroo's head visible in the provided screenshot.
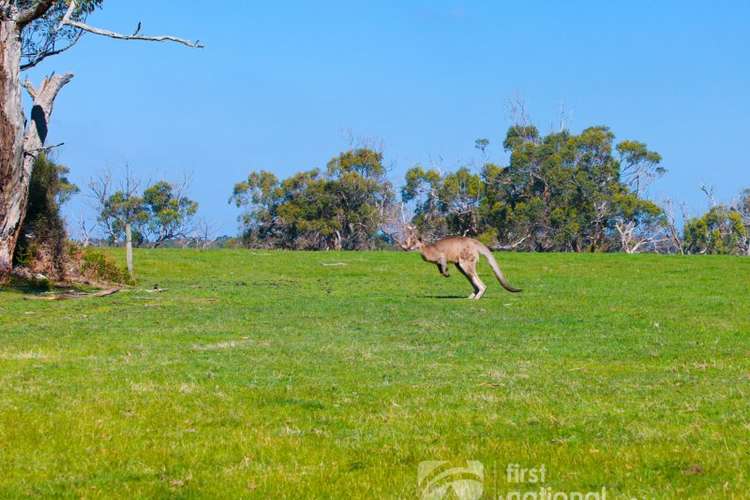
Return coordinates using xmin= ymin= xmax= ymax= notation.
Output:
xmin=398 ymin=225 xmax=424 ymax=251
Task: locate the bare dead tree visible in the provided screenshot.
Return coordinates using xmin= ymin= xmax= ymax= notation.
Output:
xmin=614 ymin=220 xmax=668 ymax=254
xmin=87 ymin=169 xmax=113 ymax=239
xmin=731 ymin=188 xmax=750 ymax=256
xmin=557 ymin=101 xmax=571 ymax=133
xmin=0 ymin=0 xmax=202 ymax=278
xmin=382 ymin=201 xmax=412 ymax=246
xmin=662 ymin=198 xmax=685 ymax=255
xmin=341 ymin=129 xmax=386 ymax=155
xmin=191 ymin=218 xmax=218 ymax=249
xmin=89 ymin=168 xmax=144 ymax=243
xmin=591 ymin=199 xmax=610 ymax=251
xmin=508 ymin=93 xmax=531 ymax=129
xmin=700 ymin=184 xmax=717 ymax=208
xmin=77 ymin=211 xmax=91 ymax=247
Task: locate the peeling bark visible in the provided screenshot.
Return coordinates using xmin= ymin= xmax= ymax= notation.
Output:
xmin=0 ymin=19 xmax=24 ymax=276
xmin=0 ymin=23 xmax=72 ymax=277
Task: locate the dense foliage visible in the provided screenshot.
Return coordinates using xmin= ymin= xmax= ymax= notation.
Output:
xmin=404 ymin=126 xmax=668 ymax=252
xmin=229 ymin=128 xmax=749 ymax=255
xmin=683 ymin=196 xmax=750 ymax=255
xmin=17 ymin=0 xmax=104 ymax=70
xmin=97 ymin=180 xmax=198 ymax=247
xmin=23 ymin=129 xmax=744 ymax=257
xmin=14 ymin=154 xmax=78 ymax=276
xmin=232 ymin=148 xmax=394 ymax=250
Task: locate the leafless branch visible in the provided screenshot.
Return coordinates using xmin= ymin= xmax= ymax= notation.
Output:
xmin=700 ymin=184 xmax=717 ymax=208
xmin=59 ymin=1 xmax=204 ymax=48
xmin=23 ymin=141 xmax=65 ymax=159
xmin=662 ymin=198 xmax=685 ymax=255
xmin=21 ymin=79 xmax=37 ymax=99
xmin=78 ymin=212 xmax=91 ymax=247
xmin=494 ymin=234 xmax=529 ymax=251
xmin=20 ymin=29 xmax=83 ymax=71
xmin=22 ymin=73 xmax=74 ymax=158
xmin=65 ymin=19 xmax=203 ymax=48
xmin=508 ymin=93 xmax=530 ymax=128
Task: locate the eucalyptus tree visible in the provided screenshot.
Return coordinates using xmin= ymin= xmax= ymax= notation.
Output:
xmin=143 ymin=180 xmax=199 ymax=247
xmin=403 ymin=125 xmax=667 ymax=253
xmin=232 ymin=149 xmax=395 ymax=250
xmin=0 ymin=0 xmax=201 ymax=277
xmin=402 ymin=165 xmax=483 ymax=239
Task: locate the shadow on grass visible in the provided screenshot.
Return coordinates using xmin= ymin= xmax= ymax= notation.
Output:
xmin=417 ymin=294 xmax=469 ymax=299
xmin=0 ymin=276 xmax=91 ymax=297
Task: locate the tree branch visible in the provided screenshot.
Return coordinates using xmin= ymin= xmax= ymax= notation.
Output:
xmin=493 ymin=235 xmax=529 ymax=251
xmin=59 ymin=1 xmax=204 ymax=48
xmin=56 ymin=0 xmax=76 ymax=30
xmin=21 ymin=79 xmax=37 ymax=99
xmin=15 ymin=0 xmax=55 ymax=27
xmin=64 ymin=19 xmax=204 ymax=48
xmin=20 ymin=30 xmax=83 ymax=70
xmin=23 ymin=141 xmax=65 ymax=159
xmin=22 ymin=73 xmax=75 ymax=156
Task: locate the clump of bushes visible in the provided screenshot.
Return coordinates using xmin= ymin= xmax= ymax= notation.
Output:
xmin=13 ymin=154 xmax=132 ymax=286
xmin=14 ymin=153 xmax=77 ymax=279
xmin=78 ymin=247 xmax=133 ymax=285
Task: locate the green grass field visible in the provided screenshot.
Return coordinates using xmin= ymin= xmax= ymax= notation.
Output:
xmin=1 ymin=250 xmax=749 ymax=498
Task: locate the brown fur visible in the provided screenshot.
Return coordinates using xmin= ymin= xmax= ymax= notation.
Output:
xmin=401 ymin=232 xmax=521 ymax=299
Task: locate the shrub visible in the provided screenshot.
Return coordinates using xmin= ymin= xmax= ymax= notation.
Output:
xmin=14 ymin=154 xmax=78 ymax=278
xmin=79 ymin=247 xmax=133 ymax=285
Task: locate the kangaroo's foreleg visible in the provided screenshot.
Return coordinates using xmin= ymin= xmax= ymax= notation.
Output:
xmin=437 ymin=255 xmax=450 ymax=277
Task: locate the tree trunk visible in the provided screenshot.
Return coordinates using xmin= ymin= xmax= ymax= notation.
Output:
xmin=0 ymin=15 xmax=72 ymax=279
xmin=0 ymin=19 xmax=24 ymax=277
xmin=125 ymin=222 xmax=134 ymax=277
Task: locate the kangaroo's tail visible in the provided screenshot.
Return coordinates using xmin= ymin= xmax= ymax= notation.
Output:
xmin=476 ymin=243 xmax=522 ymax=293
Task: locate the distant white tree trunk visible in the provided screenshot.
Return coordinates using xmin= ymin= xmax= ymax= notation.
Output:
xmin=662 ymin=199 xmax=685 ymax=255
xmin=78 ymin=212 xmax=91 ymax=247
xmin=125 ymin=222 xmax=133 ymax=277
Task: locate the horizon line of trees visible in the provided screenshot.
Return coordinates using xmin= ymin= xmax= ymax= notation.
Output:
xmin=231 ymin=124 xmax=750 ymax=256
xmin=14 ymin=122 xmax=750 ymax=277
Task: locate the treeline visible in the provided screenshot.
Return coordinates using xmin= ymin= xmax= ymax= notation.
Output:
xmin=16 ymin=123 xmax=750 ymax=273
xmin=231 ymin=149 xmax=394 ymax=250
xmin=233 ymin=125 xmax=750 ymax=255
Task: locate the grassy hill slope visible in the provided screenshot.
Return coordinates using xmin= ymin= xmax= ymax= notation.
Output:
xmin=1 ymin=250 xmax=749 ymax=498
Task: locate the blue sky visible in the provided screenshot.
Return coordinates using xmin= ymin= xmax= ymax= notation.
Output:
xmin=24 ymin=1 xmax=750 ymax=236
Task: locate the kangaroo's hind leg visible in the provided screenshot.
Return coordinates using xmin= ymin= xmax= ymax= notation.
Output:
xmin=455 ymin=262 xmax=479 ymax=299
xmin=459 ymin=257 xmax=486 ymax=300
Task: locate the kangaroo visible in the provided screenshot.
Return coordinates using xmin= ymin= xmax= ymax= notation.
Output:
xmin=400 ymin=229 xmax=521 ymax=300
